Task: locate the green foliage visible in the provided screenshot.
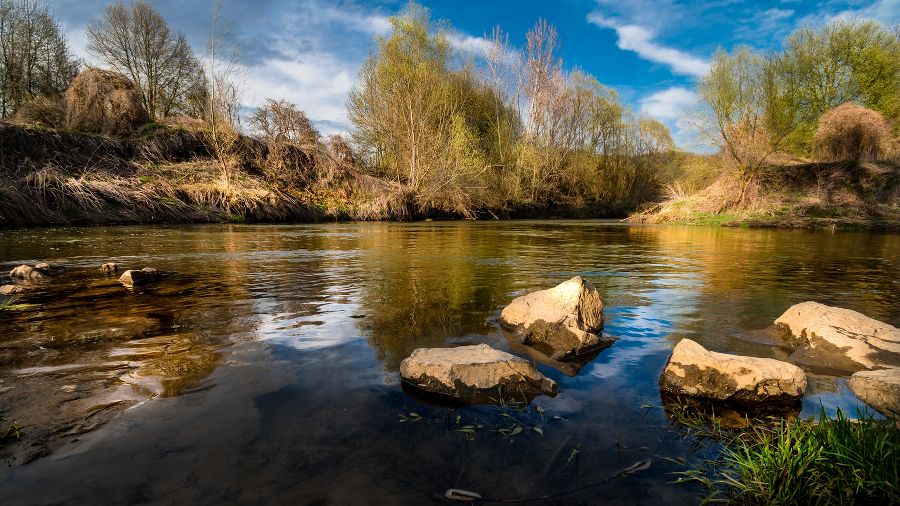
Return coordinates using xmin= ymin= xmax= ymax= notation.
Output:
xmin=700 ymin=18 xmax=900 ymax=166
xmin=348 ymin=3 xmax=677 ymax=217
xmin=675 ymin=409 xmax=900 ymax=505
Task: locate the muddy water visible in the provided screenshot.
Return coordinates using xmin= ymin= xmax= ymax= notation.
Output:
xmin=0 ymin=222 xmax=897 ymax=504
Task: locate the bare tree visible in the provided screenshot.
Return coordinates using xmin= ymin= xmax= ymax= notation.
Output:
xmin=250 ymin=98 xmax=319 ymax=150
xmin=86 ymin=0 xmax=202 ymax=119
xmin=0 ymin=0 xmax=78 ymax=118
xmin=200 ymin=1 xmax=242 ymax=187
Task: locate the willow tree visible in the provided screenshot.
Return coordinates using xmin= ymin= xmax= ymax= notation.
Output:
xmin=347 ymin=5 xmax=503 ymax=215
xmin=0 ymin=0 xmax=78 ymax=118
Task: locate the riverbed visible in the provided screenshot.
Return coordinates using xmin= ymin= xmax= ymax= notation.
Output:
xmin=1 ymin=221 xmax=897 ymax=504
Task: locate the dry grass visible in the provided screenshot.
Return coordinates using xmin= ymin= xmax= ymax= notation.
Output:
xmin=630 ymin=160 xmax=900 ymax=230
xmin=0 ymin=122 xmax=416 ymax=227
xmin=814 ymin=103 xmax=891 ymax=163
xmin=64 ymin=68 xmax=149 ymax=136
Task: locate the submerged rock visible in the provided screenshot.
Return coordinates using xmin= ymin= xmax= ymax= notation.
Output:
xmin=499 ymin=276 xmax=611 ymax=360
xmin=399 ymin=344 xmax=557 ymax=404
xmin=119 ymin=267 xmax=163 ymax=287
xmin=10 ymin=265 xmax=43 ymax=280
xmin=33 ymin=262 xmax=63 ymax=274
xmin=849 ymin=368 xmax=900 ymax=423
xmin=659 ymin=339 xmax=807 ymax=403
xmin=9 ymin=262 xmax=63 ymax=280
xmin=0 ymin=284 xmax=26 ymax=295
xmin=100 ymin=263 xmax=121 ymax=274
xmin=775 ymin=301 xmax=900 ymax=370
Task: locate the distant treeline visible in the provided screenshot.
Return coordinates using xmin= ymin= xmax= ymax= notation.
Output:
xmin=1 ymin=0 xmax=898 ymax=224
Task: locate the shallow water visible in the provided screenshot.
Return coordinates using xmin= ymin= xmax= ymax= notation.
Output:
xmin=0 ymin=221 xmax=897 ymax=504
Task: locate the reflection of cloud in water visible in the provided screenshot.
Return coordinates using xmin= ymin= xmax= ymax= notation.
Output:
xmin=586 ymin=279 xmax=703 ymax=380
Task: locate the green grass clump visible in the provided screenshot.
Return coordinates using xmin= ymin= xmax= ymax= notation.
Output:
xmin=677 ymin=409 xmax=899 ymax=504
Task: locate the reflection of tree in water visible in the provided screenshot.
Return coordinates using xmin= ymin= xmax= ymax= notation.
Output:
xmin=641 ymin=226 xmax=900 ymax=356
xmin=353 ymin=224 xmax=522 ymax=370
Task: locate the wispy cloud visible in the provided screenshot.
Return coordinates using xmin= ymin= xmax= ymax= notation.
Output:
xmin=640 ymin=86 xmax=704 ymax=150
xmin=586 ymin=13 xmax=710 ymax=77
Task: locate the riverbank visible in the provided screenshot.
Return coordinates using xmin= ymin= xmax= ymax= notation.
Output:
xmin=0 ymin=123 xmax=630 ymax=228
xmin=628 ymin=161 xmax=900 ymax=231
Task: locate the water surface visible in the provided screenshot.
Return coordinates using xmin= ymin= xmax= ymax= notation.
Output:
xmin=0 ymin=221 xmax=897 ymax=504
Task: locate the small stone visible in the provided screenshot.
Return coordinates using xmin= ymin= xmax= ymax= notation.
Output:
xmin=100 ymin=263 xmax=120 ymax=274
xmin=400 ymin=344 xmax=557 ymax=404
xmin=10 ymin=265 xmax=43 ymax=280
xmin=0 ymin=285 xmax=26 ymax=295
xmin=119 ymin=267 xmax=163 ymax=287
xmin=659 ymin=339 xmax=807 ymax=403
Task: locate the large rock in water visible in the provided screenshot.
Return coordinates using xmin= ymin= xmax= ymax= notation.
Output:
xmin=659 ymin=339 xmax=807 ymax=403
xmin=499 ymin=277 xmax=610 ymax=360
xmin=399 ymin=344 xmax=558 ymax=404
xmin=64 ymin=68 xmax=149 ymax=136
xmin=775 ymin=301 xmax=900 ymax=370
xmin=119 ymin=267 xmax=163 ymax=287
xmin=849 ymin=368 xmax=900 ymax=424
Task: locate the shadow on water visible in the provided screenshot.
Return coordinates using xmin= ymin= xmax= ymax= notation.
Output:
xmin=0 ymin=221 xmax=897 ymax=503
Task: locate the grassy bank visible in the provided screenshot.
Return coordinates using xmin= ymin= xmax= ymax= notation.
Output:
xmin=0 ymin=122 xmax=419 ymax=227
xmin=629 ymin=161 xmax=900 ymax=231
xmin=672 ymin=407 xmax=900 ymax=504
xmin=0 ymin=122 xmax=637 ymax=228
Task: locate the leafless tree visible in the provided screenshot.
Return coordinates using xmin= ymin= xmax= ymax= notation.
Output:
xmin=250 ymin=98 xmax=319 ymax=150
xmin=200 ymin=0 xmax=242 ymax=187
xmin=0 ymin=0 xmax=78 ymax=118
xmin=86 ymin=0 xmax=202 ymax=119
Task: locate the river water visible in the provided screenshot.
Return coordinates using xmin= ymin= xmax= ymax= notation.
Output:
xmin=0 ymin=221 xmax=897 ymax=504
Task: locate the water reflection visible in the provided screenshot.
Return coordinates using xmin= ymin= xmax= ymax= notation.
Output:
xmin=0 ymin=222 xmax=897 ymax=502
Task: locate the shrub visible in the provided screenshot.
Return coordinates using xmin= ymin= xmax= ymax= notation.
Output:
xmin=63 ymin=68 xmax=149 ymax=137
xmin=813 ymin=103 xmax=891 ymax=162
xmin=12 ymin=95 xmax=64 ymax=128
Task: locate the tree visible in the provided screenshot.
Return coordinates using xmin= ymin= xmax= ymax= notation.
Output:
xmin=200 ymin=1 xmax=242 ymax=187
xmin=250 ymin=99 xmax=319 ymax=149
xmin=773 ymin=19 xmax=900 ymax=153
xmin=86 ymin=0 xmax=202 ymax=119
xmin=0 ymin=0 xmax=78 ymax=118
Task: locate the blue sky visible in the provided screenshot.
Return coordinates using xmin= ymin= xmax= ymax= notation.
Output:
xmin=52 ymin=0 xmax=899 ymax=150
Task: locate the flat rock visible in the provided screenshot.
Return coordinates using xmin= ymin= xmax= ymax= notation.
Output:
xmin=100 ymin=263 xmax=121 ymax=274
xmin=0 ymin=284 xmax=26 ymax=295
xmin=119 ymin=267 xmax=163 ymax=287
xmin=775 ymin=301 xmax=900 ymax=370
xmin=849 ymin=368 xmax=900 ymax=423
xmin=500 ymin=276 xmax=611 ymax=360
xmin=660 ymin=339 xmax=807 ymax=403
xmin=399 ymin=344 xmax=557 ymax=404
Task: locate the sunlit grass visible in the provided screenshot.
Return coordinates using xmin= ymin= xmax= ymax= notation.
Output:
xmin=673 ymin=408 xmax=900 ymax=504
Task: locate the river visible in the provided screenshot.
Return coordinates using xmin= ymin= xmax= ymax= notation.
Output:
xmin=1 ymin=221 xmax=897 ymax=504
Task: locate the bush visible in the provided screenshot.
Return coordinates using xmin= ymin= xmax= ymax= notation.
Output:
xmin=12 ymin=95 xmax=64 ymax=128
xmin=63 ymin=68 xmax=149 ymax=136
xmin=813 ymin=103 xmax=891 ymax=162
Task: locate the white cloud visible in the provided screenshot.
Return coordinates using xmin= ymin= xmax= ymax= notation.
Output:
xmin=640 ymin=86 xmax=697 ymax=120
xmin=639 ymin=86 xmax=709 ymax=151
xmin=242 ymin=54 xmax=356 ymax=132
xmin=586 ymin=13 xmax=710 ymax=77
